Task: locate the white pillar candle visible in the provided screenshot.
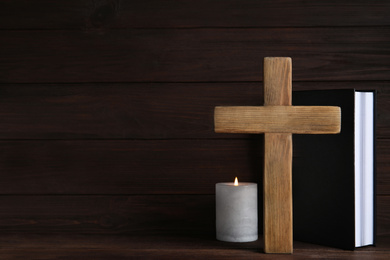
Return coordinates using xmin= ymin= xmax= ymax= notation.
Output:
xmin=216 ymin=178 xmax=258 ymax=242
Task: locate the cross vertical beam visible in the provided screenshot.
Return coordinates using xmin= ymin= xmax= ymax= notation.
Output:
xmin=213 ymin=57 xmax=341 ymax=254
xmin=263 ymin=57 xmax=293 ymax=253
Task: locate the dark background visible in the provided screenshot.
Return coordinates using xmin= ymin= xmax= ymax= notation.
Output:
xmin=0 ymin=0 xmax=389 ymax=239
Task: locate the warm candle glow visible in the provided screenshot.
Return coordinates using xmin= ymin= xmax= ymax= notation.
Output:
xmin=234 ymin=177 xmax=238 ymax=186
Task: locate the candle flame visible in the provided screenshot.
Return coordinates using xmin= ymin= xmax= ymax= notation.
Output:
xmin=234 ymin=177 xmax=238 ymax=186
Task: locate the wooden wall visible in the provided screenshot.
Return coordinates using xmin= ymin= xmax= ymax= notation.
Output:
xmin=0 ymin=0 xmax=389 ymax=238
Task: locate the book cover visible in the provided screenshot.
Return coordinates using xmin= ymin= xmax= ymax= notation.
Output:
xmin=292 ymin=89 xmax=376 ymax=250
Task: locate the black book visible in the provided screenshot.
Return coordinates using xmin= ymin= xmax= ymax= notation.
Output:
xmin=292 ymin=89 xmax=376 ymax=250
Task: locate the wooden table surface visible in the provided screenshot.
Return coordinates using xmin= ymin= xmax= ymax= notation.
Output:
xmin=0 ymin=234 xmax=388 ymax=259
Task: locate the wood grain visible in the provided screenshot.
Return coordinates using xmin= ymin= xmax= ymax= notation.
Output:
xmin=263 ymin=57 xmax=292 ymax=106
xmin=0 ymin=233 xmax=388 ymax=259
xmin=377 ymin=140 xmax=390 ymax=195
xmin=0 ymin=82 xmax=388 ymax=139
xmin=0 ymin=0 xmax=389 ymax=256
xmin=377 ymin=196 xmax=390 ymax=236
xmin=0 ymin=195 xmax=214 ymax=235
xmin=0 ymin=195 xmax=388 ymax=237
xmin=264 ymin=133 xmax=293 ymax=253
xmin=1 ymin=1 xmax=390 ymax=29
xmin=0 ymin=140 xmax=261 ymax=195
xmin=1 ymin=28 xmax=390 ymax=83
xmin=0 ymin=139 xmax=389 ymax=196
xmin=262 ymin=57 xmax=293 ymax=253
xmin=215 ymin=106 xmax=341 ymax=134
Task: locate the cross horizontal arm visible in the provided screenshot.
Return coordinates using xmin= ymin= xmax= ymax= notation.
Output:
xmin=214 ymin=106 xmax=341 ymax=134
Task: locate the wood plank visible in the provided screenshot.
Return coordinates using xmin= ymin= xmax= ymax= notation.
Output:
xmin=264 ymin=133 xmax=293 ymax=253
xmin=0 ymin=234 xmax=388 ymax=260
xmin=0 ymin=140 xmax=261 ymax=195
xmin=1 ymin=28 xmax=389 ymax=83
xmin=0 ymin=82 xmax=388 ymax=139
xmin=1 ymin=1 xmax=390 ymax=29
xmin=0 ymin=83 xmax=230 ymax=140
xmin=0 ymin=233 xmax=387 ymax=252
xmin=0 ymin=195 xmax=388 ymax=236
xmin=2 ymin=248 xmax=389 ymax=260
xmin=263 ymin=57 xmax=292 ymax=253
xmin=0 ymin=140 xmax=388 ymax=196
xmin=264 ymin=57 xmax=292 ymax=106
xmin=377 ymin=140 xmax=390 ymax=196
xmin=378 ymin=196 xmax=390 ymax=236
xmin=0 ymin=195 xmax=214 ymax=235
xmin=215 ymin=106 xmax=341 ymax=134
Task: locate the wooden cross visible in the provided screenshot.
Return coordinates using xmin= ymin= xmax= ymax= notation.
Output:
xmin=214 ymin=57 xmax=341 ymax=254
